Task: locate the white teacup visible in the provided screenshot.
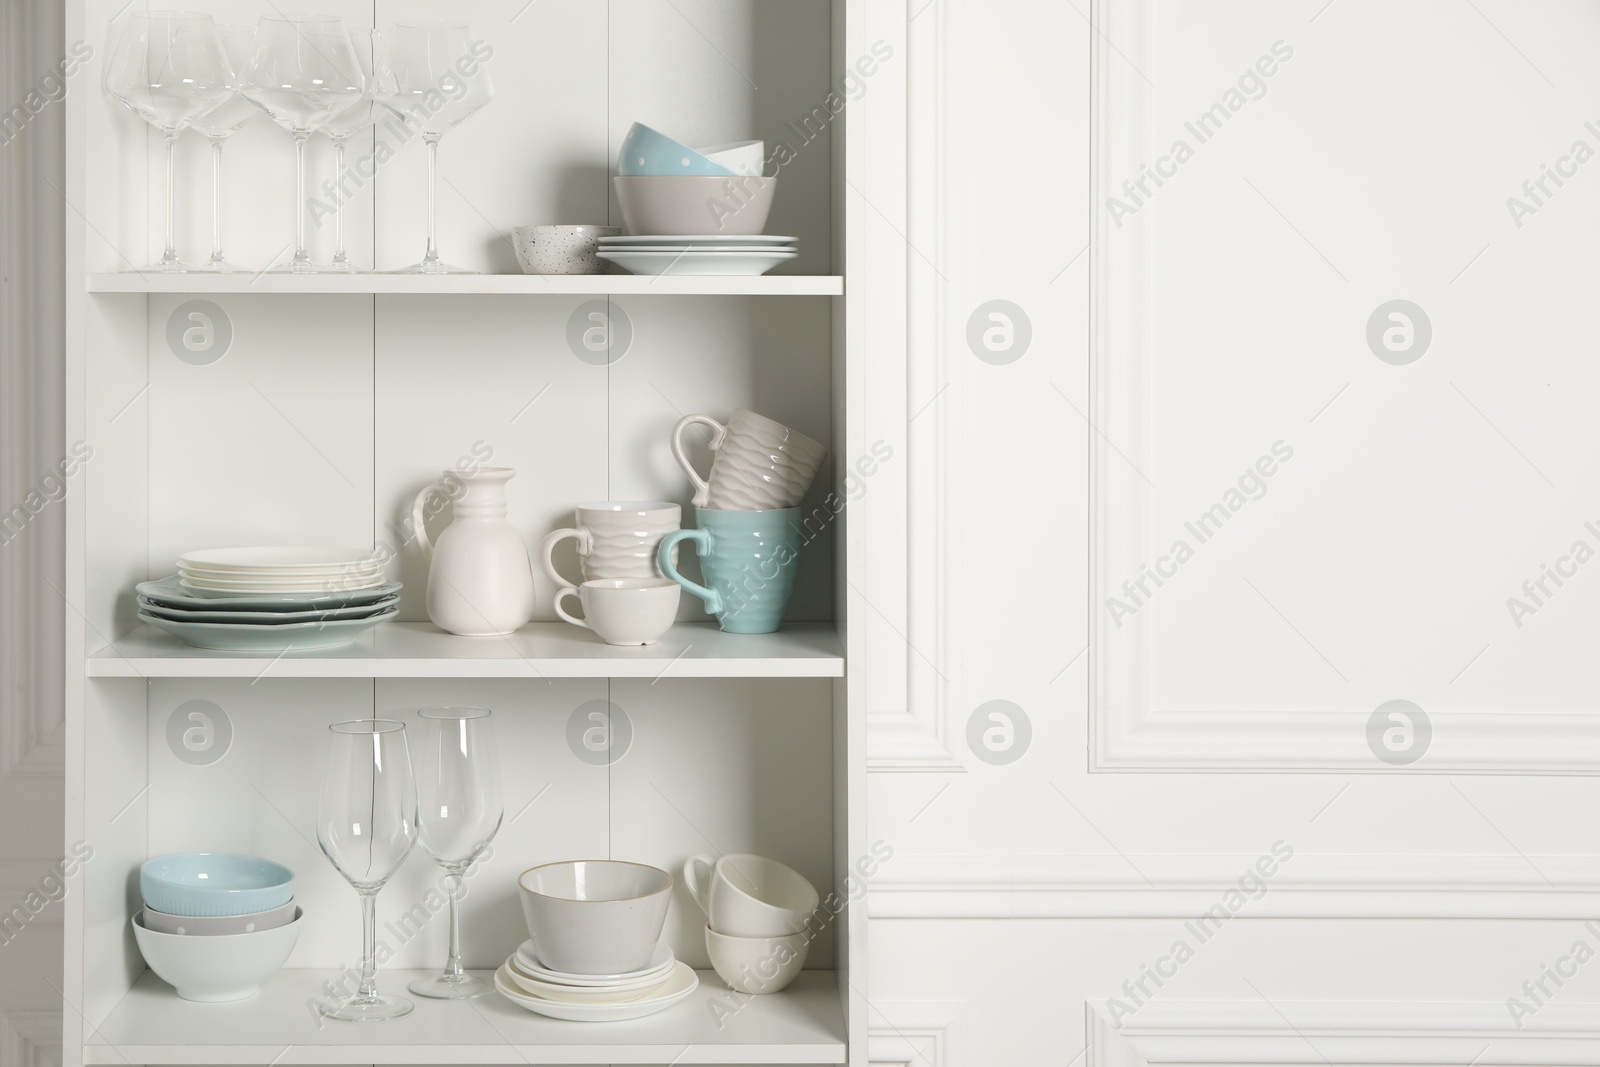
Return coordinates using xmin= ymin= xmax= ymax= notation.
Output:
xmin=683 ymin=853 xmax=820 ymax=938
xmin=541 ymin=502 xmax=682 ymax=589
xmin=554 ymin=578 xmax=680 ymax=646
xmin=512 ymin=224 xmax=622 ymax=275
xmin=704 ymin=925 xmax=810 ymax=994
xmin=671 ymin=410 xmax=828 ymax=511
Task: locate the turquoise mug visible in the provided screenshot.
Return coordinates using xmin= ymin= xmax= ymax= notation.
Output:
xmin=656 ymin=507 xmax=802 ymax=634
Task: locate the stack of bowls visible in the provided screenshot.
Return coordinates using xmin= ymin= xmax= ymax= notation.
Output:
xmin=133 ymin=853 xmax=301 ymax=1002
xmin=497 ymin=860 xmax=699 ymax=1022
xmin=684 ymin=853 xmax=819 ymax=994
xmin=607 ymin=122 xmax=795 ymax=276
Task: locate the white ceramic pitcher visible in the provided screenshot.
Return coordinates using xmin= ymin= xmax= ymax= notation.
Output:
xmin=411 ymin=467 xmax=536 ymax=636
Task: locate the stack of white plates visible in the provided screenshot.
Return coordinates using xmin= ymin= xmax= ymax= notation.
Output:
xmin=494 ymin=939 xmax=698 ymax=1022
xmin=136 ymin=548 xmax=399 ymax=651
xmin=597 ymin=234 xmax=798 ymax=276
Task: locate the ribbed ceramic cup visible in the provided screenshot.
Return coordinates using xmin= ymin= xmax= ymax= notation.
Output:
xmin=656 ymin=507 xmax=801 ymax=634
xmin=540 ymin=502 xmax=682 ymax=590
xmin=670 ymin=410 xmax=827 ymax=510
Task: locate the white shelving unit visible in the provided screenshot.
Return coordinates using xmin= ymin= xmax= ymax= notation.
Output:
xmin=63 ymin=1 xmax=879 ymax=1064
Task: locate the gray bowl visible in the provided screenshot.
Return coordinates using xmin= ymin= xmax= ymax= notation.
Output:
xmin=140 ymin=899 xmax=298 ymax=936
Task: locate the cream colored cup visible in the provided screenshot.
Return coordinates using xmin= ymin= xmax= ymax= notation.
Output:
xmin=670 ymin=410 xmax=827 ymax=511
xmin=704 ymin=926 xmax=810 ymax=994
xmin=683 ymin=853 xmax=819 ymax=938
xmin=540 ymin=502 xmax=682 ymax=590
xmin=553 ymin=578 xmax=681 ymax=646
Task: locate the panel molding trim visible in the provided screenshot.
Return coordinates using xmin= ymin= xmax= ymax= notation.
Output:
xmin=1085 ymin=0 xmax=1600 ymax=774
xmin=0 ymin=1011 xmax=61 ymax=1067
xmin=869 ymin=1001 xmax=962 ymax=1067
xmin=1089 ymin=999 xmax=1600 ymax=1066
xmin=871 ymin=853 xmax=1600 ymax=919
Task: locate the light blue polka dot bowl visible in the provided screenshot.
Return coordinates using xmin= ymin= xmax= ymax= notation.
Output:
xmin=617 ymin=122 xmax=735 ymax=177
xmin=140 ymin=853 xmax=294 ymax=918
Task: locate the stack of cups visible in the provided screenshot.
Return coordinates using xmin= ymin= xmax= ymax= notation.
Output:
xmin=684 ymin=853 xmax=820 ymax=995
xmin=659 ymin=410 xmax=828 ymax=634
xmin=541 ymin=502 xmax=683 ymax=645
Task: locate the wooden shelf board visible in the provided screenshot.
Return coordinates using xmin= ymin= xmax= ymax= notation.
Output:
xmin=86 ymin=621 xmax=844 ymax=679
xmin=85 ymin=273 xmax=845 ymax=296
xmin=85 ymin=968 xmax=846 ymax=1064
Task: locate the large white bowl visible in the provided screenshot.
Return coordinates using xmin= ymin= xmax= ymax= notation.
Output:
xmin=132 ymin=909 xmax=301 ymax=1002
xmin=697 ymin=140 xmax=765 ymax=177
xmin=704 ymin=925 xmax=810 ymax=994
xmin=517 ymin=860 xmax=672 ymax=975
xmin=614 ymin=176 xmax=776 ymax=237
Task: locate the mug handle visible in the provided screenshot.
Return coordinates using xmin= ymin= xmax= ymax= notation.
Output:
xmin=683 ymin=854 xmax=717 ymax=917
xmin=539 ymin=527 xmax=592 ymax=590
xmin=670 ymin=414 xmax=728 ymax=509
xmin=552 ymin=586 xmax=590 ymax=630
xmin=410 ymin=481 xmax=448 ymax=560
xmin=657 ymin=529 xmax=723 ymax=616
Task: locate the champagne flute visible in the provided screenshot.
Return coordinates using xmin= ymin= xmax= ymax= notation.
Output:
xmin=317 ymin=719 xmax=417 ymax=1022
xmin=408 ymin=708 xmax=502 ymax=999
xmin=238 ymin=15 xmax=364 ymax=273
xmin=320 ymin=30 xmax=392 ymax=272
xmin=383 ymin=21 xmax=493 ymax=274
xmin=103 ymin=12 xmax=234 ymax=272
xmin=188 ymin=26 xmax=256 ymax=272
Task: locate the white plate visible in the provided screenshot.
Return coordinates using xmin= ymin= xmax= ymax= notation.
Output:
xmin=598 ymin=250 xmax=797 ymax=277
xmin=514 ymin=938 xmax=674 ymax=985
xmin=180 ymin=562 xmax=384 ymax=579
xmin=599 ymin=245 xmax=798 ymax=254
xmin=179 ymin=547 xmax=379 ymax=570
xmin=508 ymin=953 xmax=674 ymax=993
xmin=600 ymin=234 xmax=797 ymax=246
xmin=178 ymin=575 xmax=389 ymax=597
xmin=494 ymin=960 xmax=698 ymax=1022
xmin=503 ymin=964 xmax=672 ymax=1003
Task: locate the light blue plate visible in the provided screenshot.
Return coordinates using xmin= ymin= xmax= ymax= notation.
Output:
xmin=138 ymin=605 xmax=397 ymax=651
xmin=137 ymin=574 xmax=401 ymax=612
xmin=138 ymin=594 xmax=399 ymax=625
xmin=141 ymin=853 xmax=294 ymax=917
xmin=617 ymin=122 xmax=734 ymax=177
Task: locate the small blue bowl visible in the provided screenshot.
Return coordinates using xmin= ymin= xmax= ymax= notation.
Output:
xmin=140 ymin=853 xmax=294 ymax=918
xmin=617 ymin=122 xmax=734 ymax=177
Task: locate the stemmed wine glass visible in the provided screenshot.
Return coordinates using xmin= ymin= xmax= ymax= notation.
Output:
xmin=317 ymin=719 xmax=417 ymax=1022
xmin=383 ymin=21 xmax=493 ymax=274
xmin=188 ymin=26 xmax=256 ymax=272
xmin=238 ymin=15 xmax=365 ymax=273
xmin=320 ymin=30 xmax=392 ymax=272
xmin=409 ymin=707 xmax=502 ymax=999
xmin=103 ymin=12 xmax=234 ymax=272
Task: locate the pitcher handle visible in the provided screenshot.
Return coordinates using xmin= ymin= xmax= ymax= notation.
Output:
xmin=670 ymin=414 xmax=727 ymax=509
xmin=657 ymin=529 xmax=722 ymax=616
xmin=410 ymin=481 xmax=449 ymax=560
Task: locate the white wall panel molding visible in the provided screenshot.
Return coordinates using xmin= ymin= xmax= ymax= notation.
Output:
xmin=864 ymin=0 xmax=965 ymax=774
xmin=1089 ymin=999 xmax=1600 ymax=1066
xmin=871 ymin=853 xmax=1600 ymax=919
xmin=868 ymin=1001 xmax=962 ymax=1067
xmin=0 ymin=1011 xmax=61 ymax=1067
xmin=1085 ymin=0 xmax=1600 ymax=774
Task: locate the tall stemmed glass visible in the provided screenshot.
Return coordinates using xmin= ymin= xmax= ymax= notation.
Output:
xmin=409 ymin=707 xmax=502 ymax=999
xmin=188 ymin=26 xmax=256 ymax=272
xmin=238 ymin=15 xmax=364 ymax=273
xmin=320 ymin=30 xmax=392 ymax=272
xmin=317 ymin=719 xmax=418 ymax=1022
xmin=383 ymin=21 xmax=493 ymax=274
xmin=103 ymin=12 xmax=234 ymax=272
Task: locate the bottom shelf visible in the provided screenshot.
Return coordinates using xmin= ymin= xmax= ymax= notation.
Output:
xmin=87 ymin=968 xmax=847 ymax=1064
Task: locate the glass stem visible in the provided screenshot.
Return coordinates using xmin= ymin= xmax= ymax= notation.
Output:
xmin=293 ymin=133 xmax=310 ymax=269
xmin=332 ymin=139 xmax=347 ymax=266
xmin=443 ymin=873 xmax=465 ymax=981
xmin=423 ymin=134 xmax=441 ymax=267
xmin=161 ymin=131 xmax=179 ymax=267
xmin=209 ymin=138 xmax=225 ymax=264
xmin=357 ymin=890 xmax=379 ymax=1001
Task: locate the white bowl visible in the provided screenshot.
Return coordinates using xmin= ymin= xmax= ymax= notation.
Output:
xmin=697 ymin=140 xmax=765 ymax=177
xmin=140 ymin=899 xmax=297 ymax=936
xmin=704 ymin=925 xmax=811 ymax=994
xmin=132 ymin=909 xmax=301 ymax=1002
xmin=613 ymin=176 xmax=776 ymax=237
xmin=517 ymin=860 xmax=672 ymax=975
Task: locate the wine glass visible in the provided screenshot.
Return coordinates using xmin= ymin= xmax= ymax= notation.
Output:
xmin=103 ymin=12 xmax=234 ymax=272
xmin=320 ymin=30 xmax=393 ymax=272
xmin=188 ymin=26 xmax=256 ymax=272
xmin=238 ymin=15 xmax=365 ymax=273
xmin=383 ymin=21 xmax=493 ymax=274
xmin=409 ymin=707 xmax=502 ymax=999
xmin=316 ymin=719 xmax=417 ymax=1022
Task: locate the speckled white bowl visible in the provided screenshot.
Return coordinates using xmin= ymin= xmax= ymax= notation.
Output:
xmin=513 ymin=225 xmax=622 ymax=275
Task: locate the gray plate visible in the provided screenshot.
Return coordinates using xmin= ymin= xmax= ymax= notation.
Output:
xmin=138 ymin=606 xmax=397 ymax=651
xmin=138 ymin=574 xmax=401 ymax=612
xmin=138 ymin=594 xmax=399 ymax=625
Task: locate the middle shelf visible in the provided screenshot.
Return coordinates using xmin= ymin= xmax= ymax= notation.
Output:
xmin=88 ymin=622 xmax=845 ymax=679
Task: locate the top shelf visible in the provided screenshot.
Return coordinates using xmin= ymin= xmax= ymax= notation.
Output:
xmin=85 ymin=274 xmax=844 ymax=297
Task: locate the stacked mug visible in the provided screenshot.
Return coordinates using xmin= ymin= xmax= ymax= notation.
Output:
xmin=684 ymin=853 xmax=820 ymax=994
xmin=541 ymin=502 xmax=683 ymax=645
xmin=659 ymin=410 xmax=828 ymax=634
